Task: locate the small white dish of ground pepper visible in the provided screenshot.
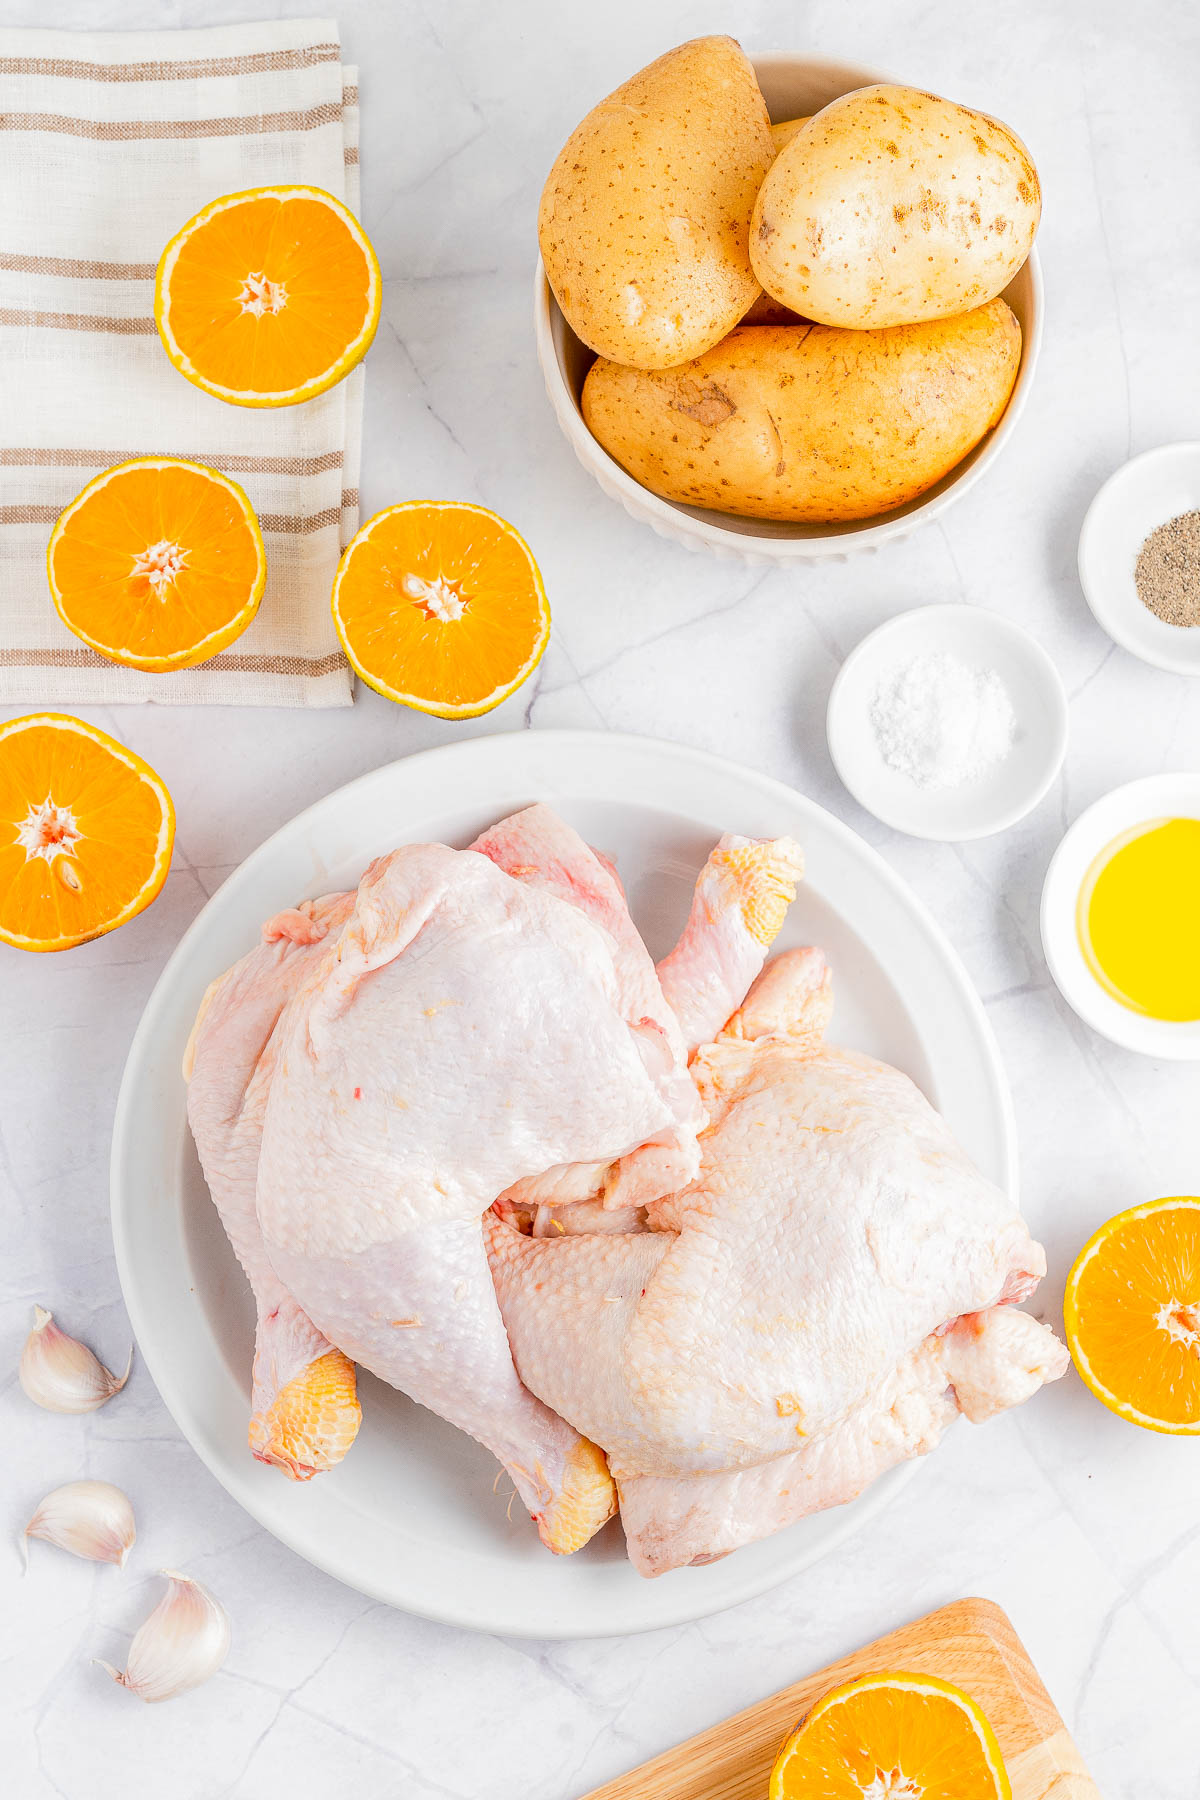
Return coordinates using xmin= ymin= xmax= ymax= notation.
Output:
xmin=827 ymin=604 xmax=1069 ymax=841
xmin=1078 ymin=442 xmax=1200 ymax=674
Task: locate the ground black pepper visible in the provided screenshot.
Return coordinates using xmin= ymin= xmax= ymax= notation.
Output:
xmin=1134 ymin=510 xmax=1200 ymax=627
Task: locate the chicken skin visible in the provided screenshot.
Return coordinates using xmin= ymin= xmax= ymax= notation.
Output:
xmin=252 ymin=825 xmax=719 ymax=1552
xmin=487 ymin=947 xmax=1068 ymax=1575
xmin=184 ymin=896 xmax=362 ymax=1480
xmin=656 ymin=832 xmax=807 ymax=1054
xmin=471 ymin=804 xmax=705 ymax=1213
xmin=186 ymin=805 xmax=1063 ymax=1577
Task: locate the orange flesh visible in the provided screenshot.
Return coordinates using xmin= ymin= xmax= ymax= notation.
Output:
xmin=1068 ymin=1200 xmax=1200 ymax=1428
xmin=50 ymin=462 xmax=263 ymax=667
xmin=774 ymin=1678 xmax=1007 ymax=1799
xmin=165 ymin=195 xmax=373 ymax=393
xmin=773 ymin=1677 xmax=1008 ymax=1800
xmin=334 ymin=503 xmax=549 ymax=714
xmin=0 ymin=717 xmax=173 ymax=951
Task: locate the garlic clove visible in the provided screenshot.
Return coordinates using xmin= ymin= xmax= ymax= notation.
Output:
xmin=19 ymin=1305 xmax=132 ymax=1414
xmin=22 ymin=1480 xmax=135 ymax=1572
xmin=95 ymin=1570 xmax=230 ymax=1703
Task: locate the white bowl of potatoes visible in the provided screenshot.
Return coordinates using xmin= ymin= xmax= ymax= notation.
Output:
xmin=534 ymin=42 xmax=1043 ymax=563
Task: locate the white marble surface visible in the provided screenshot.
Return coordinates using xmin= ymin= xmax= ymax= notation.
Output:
xmin=2 ymin=0 xmax=1199 ymax=1793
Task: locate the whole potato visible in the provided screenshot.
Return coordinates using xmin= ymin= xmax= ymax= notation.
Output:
xmin=739 ymin=125 xmax=812 ymax=323
xmin=750 ymin=85 xmax=1040 ymax=328
xmin=581 ymin=300 xmax=1022 ymax=523
xmin=539 ymin=37 xmax=774 ymax=369
xmin=770 ymin=116 xmax=810 ymax=152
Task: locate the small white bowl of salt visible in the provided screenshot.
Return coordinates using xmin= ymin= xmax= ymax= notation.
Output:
xmin=826 ymin=604 xmax=1068 ymax=841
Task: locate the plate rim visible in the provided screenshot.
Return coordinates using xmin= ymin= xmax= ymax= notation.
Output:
xmin=110 ymin=729 xmax=1017 ymax=1636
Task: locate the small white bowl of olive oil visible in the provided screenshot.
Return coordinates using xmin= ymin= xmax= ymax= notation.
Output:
xmin=1041 ymin=773 xmax=1200 ymax=1056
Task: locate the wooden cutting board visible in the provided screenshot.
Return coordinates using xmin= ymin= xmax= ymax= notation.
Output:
xmin=581 ymin=1598 xmax=1099 ymax=1800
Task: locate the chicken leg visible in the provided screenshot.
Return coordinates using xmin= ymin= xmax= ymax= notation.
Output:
xmin=255 ymin=835 xmax=714 ymax=1551
xmin=488 ymin=946 xmax=1068 ymax=1574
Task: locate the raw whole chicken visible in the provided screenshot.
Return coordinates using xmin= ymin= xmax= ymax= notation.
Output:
xmin=487 ymin=945 xmax=1069 ymax=1576
xmin=185 ymin=802 xmax=1065 ymax=1575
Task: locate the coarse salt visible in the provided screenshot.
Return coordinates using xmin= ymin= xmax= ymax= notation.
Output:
xmin=869 ymin=650 xmax=1015 ymax=791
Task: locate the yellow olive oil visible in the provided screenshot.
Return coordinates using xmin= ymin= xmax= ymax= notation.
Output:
xmin=1078 ymin=817 xmax=1200 ymax=1020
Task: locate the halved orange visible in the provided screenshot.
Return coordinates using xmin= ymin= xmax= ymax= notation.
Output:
xmin=0 ymin=714 xmax=174 ymax=953
xmin=155 ymin=185 xmax=381 ymax=408
xmin=331 ymin=501 xmax=551 ymax=718
xmin=770 ymin=1671 xmax=1011 ymax=1800
xmin=47 ymin=458 xmax=266 ymax=673
xmin=1064 ymin=1196 xmax=1200 ymax=1434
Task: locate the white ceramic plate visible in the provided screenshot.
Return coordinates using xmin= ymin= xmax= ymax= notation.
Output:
xmin=111 ymin=731 xmax=1016 ymax=1638
xmin=1077 ymin=443 xmax=1200 ymax=674
xmin=1041 ymin=772 xmax=1200 ymax=1057
xmin=535 ymin=55 xmax=1044 ymax=564
xmin=826 ymin=605 xmax=1068 ymax=841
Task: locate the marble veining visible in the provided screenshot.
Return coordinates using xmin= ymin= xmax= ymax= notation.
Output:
xmin=2 ymin=1 xmax=1198 ymax=1794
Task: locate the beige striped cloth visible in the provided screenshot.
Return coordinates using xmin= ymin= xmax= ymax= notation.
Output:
xmin=0 ymin=17 xmax=362 ymax=706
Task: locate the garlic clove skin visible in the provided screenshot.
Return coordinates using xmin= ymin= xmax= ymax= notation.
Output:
xmin=19 ymin=1305 xmax=132 ymax=1414
xmin=96 ymin=1570 xmax=230 ymax=1703
xmin=22 ymin=1480 xmax=135 ymax=1572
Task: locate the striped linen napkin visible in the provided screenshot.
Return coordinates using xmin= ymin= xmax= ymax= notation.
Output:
xmin=0 ymin=17 xmax=362 ymax=707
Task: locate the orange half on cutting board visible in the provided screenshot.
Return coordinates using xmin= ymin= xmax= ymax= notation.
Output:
xmin=331 ymin=501 xmax=551 ymax=718
xmin=1065 ymin=1195 xmax=1200 ymax=1433
xmin=770 ymin=1670 xmax=1011 ymax=1800
xmin=0 ymin=714 xmax=174 ymax=953
xmin=155 ymin=185 xmax=381 ymax=407
xmin=47 ymin=458 xmax=266 ymax=673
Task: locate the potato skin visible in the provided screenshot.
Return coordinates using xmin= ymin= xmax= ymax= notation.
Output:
xmin=739 ymin=126 xmax=811 ymax=323
xmin=751 ymin=85 xmax=1040 ymax=329
xmin=539 ymin=37 xmax=774 ymax=369
xmin=770 ymin=116 xmax=810 ymax=153
xmin=581 ymin=301 xmax=1022 ymax=523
